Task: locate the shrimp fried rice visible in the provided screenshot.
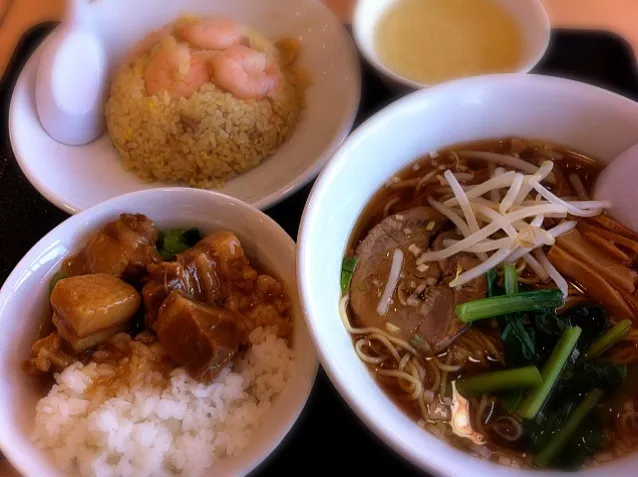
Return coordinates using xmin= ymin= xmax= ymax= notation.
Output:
xmin=105 ymin=18 xmax=307 ymax=189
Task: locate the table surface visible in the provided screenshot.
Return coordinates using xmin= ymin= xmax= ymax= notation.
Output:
xmin=0 ymin=17 xmax=637 ymax=476
xmin=1 ymin=0 xmax=638 ymax=78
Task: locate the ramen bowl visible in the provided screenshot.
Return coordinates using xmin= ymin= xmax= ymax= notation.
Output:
xmin=0 ymin=188 xmax=318 ymax=476
xmin=297 ymin=73 xmax=638 ymax=476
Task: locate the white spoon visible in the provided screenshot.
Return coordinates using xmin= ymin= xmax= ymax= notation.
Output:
xmin=594 ymin=143 xmax=638 ymax=232
xmin=35 ymin=0 xmax=107 ymax=146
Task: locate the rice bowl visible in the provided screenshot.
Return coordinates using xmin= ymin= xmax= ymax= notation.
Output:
xmin=0 ymin=188 xmax=317 ymax=477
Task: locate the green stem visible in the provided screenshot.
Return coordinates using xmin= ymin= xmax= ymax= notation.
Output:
xmin=486 ymin=269 xmax=498 ymax=297
xmin=534 ymin=389 xmax=604 ymax=468
xmin=49 ymin=271 xmax=67 ymax=297
xmin=455 ymin=289 xmax=564 ymax=324
xmin=503 ymin=263 xmax=519 ymax=295
xmin=456 ymin=366 xmax=541 ymax=396
xmin=517 ymin=326 xmax=582 ymax=419
xmin=585 ymin=320 xmax=632 ymax=359
xmin=340 ymin=256 xmax=359 ymax=294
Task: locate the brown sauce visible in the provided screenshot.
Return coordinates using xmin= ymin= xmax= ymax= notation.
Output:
xmin=343 ymin=137 xmax=628 ymax=468
xmin=348 ymin=137 xmax=603 ymax=255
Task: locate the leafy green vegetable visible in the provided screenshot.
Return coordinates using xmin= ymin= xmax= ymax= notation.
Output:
xmin=534 ymin=388 xmax=604 ymax=468
xmin=501 ymin=319 xmax=536 ymax=366
xmin=49 ymin=271 xmax=67 ymax=296
xmin=156 ymin=227 xmax=201 ymax=260
xmin=558 ymin=361 xmax=626 ymax=396
xmin=534 ymin=310 xmax=567 ymax=337
xmin=409 ymin=334 xmax=423 ymax=348
xmin=503 ymin=263 xmax=519 ymax=295
xmin=553 ymin=419 xmax=607 ymax=470
xmin=341 ymin=256 xmax=359 ymax=294
xmin=524 ymin=395 xmax=607 ymax=470
xmin=518 ymin=326 xmax=582 ymax=419
xmin=585 ymin=319 xmax=632 ymax=359
xmin=524 ymin=400 xmax=575 ymax=452
xmin=456 ymin=289 xmax=564 ymax=323
xmin=456 ymin=366 xmax=541 ymax=396
xmin=562 ymin=304 xmax=609 ymax=347
xmin=486 ymin=268 xmax=498 ymax=297
xmin=502 ymin=391 xmax=523 ymax=413
xmin=531 ymin=310 xmax=571 ymax=364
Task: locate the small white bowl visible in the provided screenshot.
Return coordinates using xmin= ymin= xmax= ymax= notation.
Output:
xmin=353 ymin=0 xmax=551 ymax=90
xmin=298 ymin=74 xmax=638 ymax=477
xmin=0 ymin=188 xmax=318 ymax=477
xmin=10 ymin=0 xmax=361 ymax=214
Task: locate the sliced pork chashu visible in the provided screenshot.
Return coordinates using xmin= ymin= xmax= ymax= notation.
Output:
xmin=349 ymin=207 xmax=486 ymax=355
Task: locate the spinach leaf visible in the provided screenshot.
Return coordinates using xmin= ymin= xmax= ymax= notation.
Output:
xmin=534 ymin=310 xmax=566 ymax=336
xmin=552 ymin=416 xmax=607 ymax=470
xmin=502 ymin=391 xmax=523 ymax=413
xmin=486 ymin=268 xmax=499 ymax=297
xmin=156 ymin=227 xmax=201 ymax=260
xmin=563 ymin=304 xmax=609 ymax=347
xmin=532 ymin=310 xmax=569 ymax=363
xmin=527 ymin=392 xmax=607 ymax=469
xmin=501 ymin=317 xmax=536 ymax=367
xmin=524 ymin=400 xmax=575 ymax=452
xmin=341 ymin=256 xmax=359 ymax=294
xmin=558 ymin=361 xmax=627 ymax=396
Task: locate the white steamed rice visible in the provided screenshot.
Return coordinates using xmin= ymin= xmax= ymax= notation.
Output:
xmin=32 ymin=327 xmax=295 ymax=476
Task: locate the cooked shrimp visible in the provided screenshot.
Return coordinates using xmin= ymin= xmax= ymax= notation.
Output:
xmin=176 ymin=16 xmax=244 ymax=50
xmin=144 ymin=37 xmax=209 ymax=99
xmin=209 ymin=45 xmax=280 ymax=100
xmin=134 ymin=24 xmax=174 ymax=55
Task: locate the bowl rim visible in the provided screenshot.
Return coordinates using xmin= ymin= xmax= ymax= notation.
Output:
xmin=352 ymin=0 xmax=551 ymax=90
xmin=297 ymin=73 xmax=638 ymax=476
xmin=0 ymin=187 xmax=319 ymax=477
xmin=9 ymin=0 xmax=362 ymax=215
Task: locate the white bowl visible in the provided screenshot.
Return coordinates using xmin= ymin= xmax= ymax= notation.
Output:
xmin=353 ymin=0 xmax=550 ymax=90
xmin=297 ymin=74 xmax=638 ymax=477
xmin=0 ymin=188 xmax=318 ymax=476
xmin=9 ymin=0 xmax=360 ymax=214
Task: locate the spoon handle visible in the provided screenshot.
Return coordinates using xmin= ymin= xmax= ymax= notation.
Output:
xmin=64 ymin=0 xmax=88 ymax=27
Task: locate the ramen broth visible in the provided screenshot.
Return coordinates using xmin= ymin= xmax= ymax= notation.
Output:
xmin=342 ymin=138 xmax=637 ymax=469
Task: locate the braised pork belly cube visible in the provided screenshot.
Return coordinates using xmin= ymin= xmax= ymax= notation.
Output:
xmin=143 ymin=230 xmax=256 ymax=327
xmin=155 ymin=292 xmax=242 ymax=383
xmin=227 ymin=273 xmax=292 ymax=341
xmin=50 ymin=273 xmax=141 ymax=351
xmin=63 ymin=214 xmax=162 ymax=281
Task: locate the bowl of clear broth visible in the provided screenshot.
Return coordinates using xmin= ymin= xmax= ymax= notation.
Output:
xmin=353 ymin=0 xmax=550 ymax=90
xmin=0 ymin=188 xmax=317 ymax=476
xmin=298 ymin=73 xmax=638 ymax=476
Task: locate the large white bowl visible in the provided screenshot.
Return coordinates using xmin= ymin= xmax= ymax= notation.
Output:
xmin=0 ymin=188 xmax=318 ymax=476
xmin=9 ymin=0 xmax=360 ymax=214
xmin=298 ymin=74 xmax=638 ymax=477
